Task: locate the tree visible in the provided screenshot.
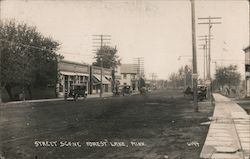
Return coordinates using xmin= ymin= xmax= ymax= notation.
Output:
xmin=168 ymin=65 xmax=192 ymax=89
xmin=93 ymin=45 xmax=120 ymax=69
xmin=214 ymin=65 xmax=241 ymax=89
xmin=169 ymin=73 xmax=178 ymax=88
xmin=183 ymin=65 xmax=192 ymax=87
xmin=0 ymin=20 xmax=61 ymax=100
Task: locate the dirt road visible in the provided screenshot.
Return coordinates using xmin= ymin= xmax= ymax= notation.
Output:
xmin=0 ymin=89 xmax=213 ymax=159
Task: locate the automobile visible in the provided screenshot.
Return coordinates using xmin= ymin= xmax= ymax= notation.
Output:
xmin=184 ymin=86 xmax=193 ymax=96
xmin=197 ymin=85 xmax=207 ymax=101
xmin=65 ymin=83 xmax=87 ymax=101
xmin=139 ymin=87 xmax=147 ymax=94
xmin=121 ymin=85 xmax=132 ymax=96
xmin=113 ymin=85 xmax=122 ymax=96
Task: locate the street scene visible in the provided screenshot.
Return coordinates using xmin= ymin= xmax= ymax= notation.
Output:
xmin=0 ymin=0 xmax=250 ymax=159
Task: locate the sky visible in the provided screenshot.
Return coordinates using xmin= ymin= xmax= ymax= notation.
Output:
xmin=1 ymin=0 xmax=249 ymax=79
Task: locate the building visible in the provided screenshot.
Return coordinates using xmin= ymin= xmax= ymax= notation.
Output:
xmin=243 ymin=46 xmax=250 ymax=97
xmin=120 ymin=64 xmax=138 ymax=91
xmin=91 ymin=66 xmax=112 ymax=93
xmin=57 ymin=60 xmax=113 ymax=97
xmin=57 ymin=60 xmax=90 ymax=97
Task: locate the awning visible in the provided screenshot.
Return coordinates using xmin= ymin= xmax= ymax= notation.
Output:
xmin=60 ymin=71 xmax=89 ymax=77
xmin=93 ymin=75 xmax=110 ymax=85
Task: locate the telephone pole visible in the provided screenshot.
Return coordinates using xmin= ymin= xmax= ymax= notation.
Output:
xmin=198 ymin=44 xmax=207 ymax=81
xmin=133 ymin=57 xmax=144 ymax=77
xmin=198 ymin=35 xmax=213 ymax=83
xmin=191 ymin=0 xmax=198 ymax=112
xmin=92 ymin=35 xmax=111 ymax=97
xmin=198 ymin=16 xmax=221 ymax=101
xmin=0 ymin=0 xmax=2 ymax=104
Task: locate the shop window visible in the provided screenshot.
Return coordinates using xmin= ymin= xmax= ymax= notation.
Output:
xmin=59 ymin=84 xmax=63 ymax=92
xmin=80 ymin=76 xmax=84 ymax=83
xmin=105 ymin=85 xmax=108 ymax=92
xmin=123 ymin=74 xmax=127 ymax=79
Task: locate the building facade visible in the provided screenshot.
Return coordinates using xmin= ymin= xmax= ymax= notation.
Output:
xmin=120 ymin=64 xmax=138 ymax=91
xmin=244 ymin=46 xmax=250 ymax=97
xmin=57 ymin=60 xmax=90 ymax=97
xmin=57 ymin=60 xmax=113 ymax=97
xmin=91 ymin=66 xmax=112 ymax=93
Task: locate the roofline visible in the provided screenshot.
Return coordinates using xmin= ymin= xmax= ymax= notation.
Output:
xmin=60 ymin=60 xmax=89 ymax=66
xmin=120 ymin=72 xmax=137 ymax=74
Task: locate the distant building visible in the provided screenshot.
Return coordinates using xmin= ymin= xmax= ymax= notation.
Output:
xmin=120 ymin=64 xmax=138 ymax=91
xmin=92 ymin=66 xmax=112 ymax=94
xmin=243 ymin=46 xmax=250 ymax=97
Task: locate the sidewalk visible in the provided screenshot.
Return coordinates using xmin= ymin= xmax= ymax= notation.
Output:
xmin=200 ymin=93 xmax=250 ymax=159
xmin=0 ymin=91 xmax=140 ymax=106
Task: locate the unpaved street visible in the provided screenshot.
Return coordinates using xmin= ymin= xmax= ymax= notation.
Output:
xmin=0 ymin=90 xmax=213 ymax=159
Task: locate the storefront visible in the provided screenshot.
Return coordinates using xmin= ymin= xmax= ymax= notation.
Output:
xmin=57 ymin=60 xmax=90 ymax=97
xmin=92 ymin=66 xmax=112 ymax=93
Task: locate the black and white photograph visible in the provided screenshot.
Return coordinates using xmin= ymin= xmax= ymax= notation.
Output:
xmin=0 ymin=0 xmax=250 ymax=158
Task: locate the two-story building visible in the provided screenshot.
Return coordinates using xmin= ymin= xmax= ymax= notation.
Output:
xmin=120 ymin=64 xmax=138 ymax=91
xmin=244 ymin=46 xmax=250 ymax=97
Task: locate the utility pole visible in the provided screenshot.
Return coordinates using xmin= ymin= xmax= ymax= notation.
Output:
xmin=100 ymin=56 xmax=103 ymax=97
xmin=133 ymin=57 xmax=144 ymax=90
xmin=198 ymin=44 xmax=207 ymax=81
xmin=92 ymin=35 xmax=111 ymax=98
xmin=133 ymin=57 xmax=144 ymax=77
xmin=198 ymin=35 xmax=213 ymax=83
xmin=0 ymin=0 xmax=2 ymax=104
xmin=198 ymin=16 xmax=221 ymax=101
xmin=191 ymin=0 xmax=198 ymax=112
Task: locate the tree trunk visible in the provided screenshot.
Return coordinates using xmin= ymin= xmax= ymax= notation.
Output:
xmin=27 ymin=85 xmax=32 ymax=100
xmin=54 ymin=85 xmax=58 ymax=98
xmin=5 ymin=84 xmax=13 ymax=100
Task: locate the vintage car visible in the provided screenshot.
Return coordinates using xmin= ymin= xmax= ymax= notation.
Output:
xmin=122 ymin=85 xmax=132 ymax=96
xmin=65 ymin=83 xmax=87 ymax=100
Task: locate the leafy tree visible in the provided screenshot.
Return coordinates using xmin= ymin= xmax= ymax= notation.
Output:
xmin=93 ymin=45 xmax=120 ymax=69
xmin=0 ymin=20 xmax=61 ymax=100
xmin=214 ymin=65 xmax=241 ymax=89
